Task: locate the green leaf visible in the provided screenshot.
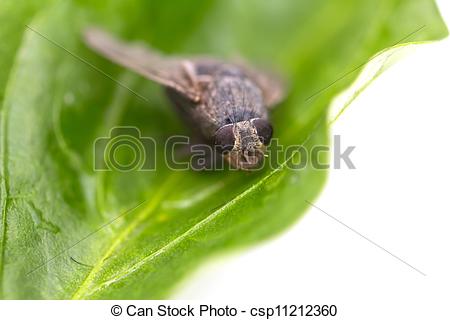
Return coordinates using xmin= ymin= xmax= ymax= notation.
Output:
xmin=0 ymin=0 xmax=446 ymax=299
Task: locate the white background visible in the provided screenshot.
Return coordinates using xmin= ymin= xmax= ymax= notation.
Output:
xmin=174 ymin=1 xmax=450 ymax=318
xmin=2 ymin=1 xmax=449 ymax=320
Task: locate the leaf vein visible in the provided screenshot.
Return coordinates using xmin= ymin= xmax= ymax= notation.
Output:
xmin=71 ymin=176 xmax=177 ymax=299
xmin=81 ymin=133 xmax=320 ymax=297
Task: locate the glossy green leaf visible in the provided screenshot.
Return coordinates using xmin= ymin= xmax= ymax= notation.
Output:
xmin=0 ymin=0 xmax=446 ymax=299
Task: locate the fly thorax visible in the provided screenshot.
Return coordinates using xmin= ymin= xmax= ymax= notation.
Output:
xmin=207 ymin=72 xmax=266 ymax=127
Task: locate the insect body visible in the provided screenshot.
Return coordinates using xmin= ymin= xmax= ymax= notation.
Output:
xmin=84 ymin=28 xmax=286 ymax=169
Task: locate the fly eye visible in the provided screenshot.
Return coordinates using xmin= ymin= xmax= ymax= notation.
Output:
xmin=252 ymin=118 xmax=273 ymax=145
xmin=214 ymin=125 xmax=235 ymax=153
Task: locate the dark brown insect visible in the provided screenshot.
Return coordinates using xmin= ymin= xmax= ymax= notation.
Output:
xmin=84 ymin=28 xmax=286 ymax=170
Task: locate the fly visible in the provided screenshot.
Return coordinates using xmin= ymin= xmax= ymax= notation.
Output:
xmin=84 ymin=28 xmax=286 ymax=170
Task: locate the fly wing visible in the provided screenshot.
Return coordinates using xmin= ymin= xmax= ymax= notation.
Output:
xmin=83 ymin=28 xmax=200 ymax=101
